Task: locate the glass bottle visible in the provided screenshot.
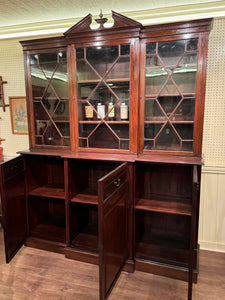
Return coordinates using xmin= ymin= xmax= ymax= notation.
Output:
xmin=120 ymin=101 xmax=128 ymax=120
xmin=97 ymin=93 xmax=105 ymax=119
xmin=108 ymin=95 xmax=115 ymax=121
xmin=85 ymin=101 xmax=93 ymax=120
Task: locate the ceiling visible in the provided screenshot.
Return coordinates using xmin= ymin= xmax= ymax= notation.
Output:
xmin=0 ymin=0 xmax=224 ymax=38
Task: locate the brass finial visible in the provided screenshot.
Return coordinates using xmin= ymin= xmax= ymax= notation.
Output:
xmin=95 ymin=9 xmax=108 ymax=28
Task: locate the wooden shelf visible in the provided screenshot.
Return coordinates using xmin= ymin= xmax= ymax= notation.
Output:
xmin=79 ymin=120 xmax=129 ymax=124
xmin=33 ymin=97 xmax=69 ymax=101
xmin=144 ymin=120 xmax=194 ymax=124
xmin=145 ymin=93 xmax=196 ymax=98
xmin=35 ymin=119 xmax=70 ymax=123
xmin=29 ymin=185 xmax=65 ymax=199
xmin=77 ymin=78 xmax=129 ymax=85
xmin=136 ymin=198 xmax=192 ymax=216
xmin=71 ymin=193 xmax=98 ymax=205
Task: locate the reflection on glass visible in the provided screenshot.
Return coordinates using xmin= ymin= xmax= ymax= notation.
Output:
xmin=39 ymin=53 xmax=57 ymax=64
xmin=145 ymin=71 xmax=167 ymax=96
xmin=146 ymin=43 xmax=156 ymax=54
xmin=105 ymin=57 xmax=130 ymax=79
xmin=76 ymin=60 xmax=100 ymax=82
xmin=121 ymin=44 xmax=130 ymax=55
xmin=55 ymin=122 xmax=70 ymax=137
xmin=76 ymin=48 xmax=84 ymax=59
xmin=174 ymin=124 xmax=194 ymax=140
xmin=182 ymin=141 xmax=193 ymax=151
xmin=44 ymin=121 xmax=62 ymax=145
xmin=187 ymin=39 xmax=198 ymax=51
xmin=144 ymin=140 xmax=154 ymax=150
xmin=144 ymin=123 xmax=163 ymax=139
xmin=157 ymin=96 xmax=182 ymax=116
xmin=86 ymin=46 xmax=119 ymax=76
xmin=155 ymin=123 xmax=180 ymax=150
xmin=173 ymin=98 xmax=195 ymax=121
xmin=110 ymin=124 xmax=129 ymax=139
xmin=53 ymin=100 xmax=69 ymax=121
xmin=145 ymin=99 xmax=166 ymax=121
xmin=146 ymin=55 xmax=162 ymax=67
xmin=89 ymin=124 xmax=119 ymax=149
xmin=158 ymin=40 xmax=185 ymax=67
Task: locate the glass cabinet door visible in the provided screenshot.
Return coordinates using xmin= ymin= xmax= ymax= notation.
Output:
xmin=143 ymin=38 xmax=198 ymax=152
xmin=30 ymin=50 xmax=70 ymax=146
xmin=76 ymin=44 xmax=130 ymax=150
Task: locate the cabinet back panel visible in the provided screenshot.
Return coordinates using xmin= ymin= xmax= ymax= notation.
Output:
xmin=136 ymin=210 xmax=190 ymax=249
xmin=68 ymin=160 xmax=120 ymax=196
xmin=26 ymin=156 xmax=64 ymax=191
xmin=70 ymin=203 xmax=98 ymax=253
xmin=28 ymin=196 xmax=65 ymax=234
xmin=136 ymin=163 xmax=193 ymax=202
xmin=135 ymin=210 xmax=190 ymax=266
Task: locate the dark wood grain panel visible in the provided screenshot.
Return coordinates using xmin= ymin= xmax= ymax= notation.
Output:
xmin=136 ymin=198 xmax=192 ymax=216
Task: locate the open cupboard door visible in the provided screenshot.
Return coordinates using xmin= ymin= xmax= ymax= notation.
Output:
xmin=98 ymin=162 xmax=129 ymax=300
xmin=0 ymin=156 xmax=27 ymax=263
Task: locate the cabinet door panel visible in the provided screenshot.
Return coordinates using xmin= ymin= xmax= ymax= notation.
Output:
xmin=76 ymin=44 xmax=131 ymax=151
xmin=142 ymin=38 xmax=199 ymax=153
xmin=0 ymin=156 xmax=27 ymax=262
xmin=98 ymin=162 xmax=129 ymax=300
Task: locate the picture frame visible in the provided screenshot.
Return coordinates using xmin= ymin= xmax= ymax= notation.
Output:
xmin=9 ymin=96 xmax=28 ymax=134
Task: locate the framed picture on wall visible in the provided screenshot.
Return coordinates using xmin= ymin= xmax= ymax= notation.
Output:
xmin=9 ymin=96 xmax=28 ymax=134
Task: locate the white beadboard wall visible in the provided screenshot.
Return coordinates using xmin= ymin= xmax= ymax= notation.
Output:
xmin=199 ymin=167 xmax=225 ymax=252
xmin=0 ymin=18 xmax=224 ymax=252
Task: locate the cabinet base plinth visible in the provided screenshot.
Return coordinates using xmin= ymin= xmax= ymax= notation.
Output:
xmin=135 ymin=258 xmax=198 ymax=283
xmin=123 ymin=259 xmax=135 ymax=273
xmin=25 ymin=237 xmax=66 ymax=255
xmin=65 ymin=247 xmax=99 ymax=265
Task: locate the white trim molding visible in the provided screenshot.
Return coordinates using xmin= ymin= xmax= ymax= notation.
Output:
xmin=202 ymin=165 xmax=225 ymax=174
xmin=0 ymin=1 xmax=225 ymax=39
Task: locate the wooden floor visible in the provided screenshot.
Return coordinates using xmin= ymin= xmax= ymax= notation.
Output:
xmin=0 ymin=228 xmax=225 ymax=300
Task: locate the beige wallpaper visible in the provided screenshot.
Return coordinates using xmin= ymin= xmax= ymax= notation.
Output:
xmin=202 ymin=17 xmax=225 ymax=167
xmin=0 ymin=38 xmax=29 ymax=158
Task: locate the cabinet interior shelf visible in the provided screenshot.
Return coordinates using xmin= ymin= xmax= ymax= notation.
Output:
xmin=135 ymin=198 xmax=192 ymax=216
xmin=29 ymin=185 xmax=65 ymax=199
xmin=77 ymin=78 xmax=129 ymax=85
xmin=79 ymin=121 xmax=129 ymax=124
xmin=145 ymin=94 xmax=196 ymax=98
xmin=36 ymin=119 xmax=70 ymax=123
xmin=33 ymin=97 xmax=69 ymax=101
xmin=144 ymin=120 xmax=194 ymax=124
xmin=71 ymin=193 xmax=98 ymax=205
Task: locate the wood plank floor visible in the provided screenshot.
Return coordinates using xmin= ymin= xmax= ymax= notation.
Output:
xmin=0 ymin=228 xmax=225 ymax=300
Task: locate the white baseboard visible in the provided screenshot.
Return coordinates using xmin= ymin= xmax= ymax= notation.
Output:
xmin=199 ymin=240 xmax=225 ymax=253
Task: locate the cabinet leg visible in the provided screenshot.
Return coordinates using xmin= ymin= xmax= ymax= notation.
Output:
xmin=188 ymin=270 xmax=193 ymax=300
